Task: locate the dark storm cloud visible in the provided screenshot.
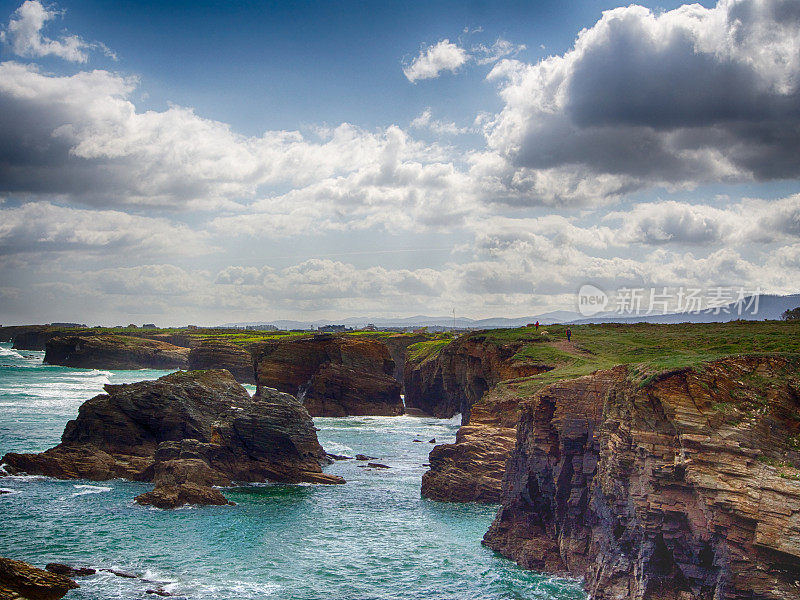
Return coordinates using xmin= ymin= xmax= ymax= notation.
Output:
xmin=486 ymin=0 xmax=800 ymax=203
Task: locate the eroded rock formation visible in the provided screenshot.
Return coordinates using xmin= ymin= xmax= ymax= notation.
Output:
xmin=254 ymin=334 xmax=402 ymax=416
xmin=483 ymin=357 xmax=800 ymax=600
xmin=421 ymin=385 xmax=522 ymax=502
xmin=44 ymin=335 xmax=190 ymax=370
xmin=0 ymin=556 xmax=78 ymax=600
xmin=187 ymin=339 xmax=255 ymax=384
xmin=404 ymin=333 xmax=550 ymax=422
xmin=2 ymin=370 xmax=343 ymax=507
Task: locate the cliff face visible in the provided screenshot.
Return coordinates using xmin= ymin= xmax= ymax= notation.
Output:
xmin=2 ymin=370 xmax=343 ymax=507
xmin=10 ymin=327 xmax=59 ymax=351
xmin=380 ymin=333 xmax=429 ymax=390
xmin=404 ymin=334 xmax=549 ymax=422
xmin=44 ymin=335 xmax=190 ymax=370
xmin=421 ymin=385 xmax=522 ymax=502
xmin=483 ymin=357 xmax=800 ymax=600
xmin=188 ymin=340 xmax=255 ymax=384
xmin=254 ymin=334 xmax=402 ymax=417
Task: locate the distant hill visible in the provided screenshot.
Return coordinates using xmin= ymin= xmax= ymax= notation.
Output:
xmin=219 ymin=294 xmax=800 ymax=331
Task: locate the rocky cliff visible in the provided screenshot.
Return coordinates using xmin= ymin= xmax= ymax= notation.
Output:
xmin=44 ymin=335 xmax=190 ymax=370
xmin=421 ymin=383 xmax=522 ymax=502
xmin=0 ymin=557 xmax=78 ymax=600
xmin=379 ymin=333 xmax=429 ymax=390
xmin=483 ymin=356 xmax=800 ymax=600
xmin=2 ymin=370 xmax=343 ymax=507
xmin=404 ymin=333 xmax=550 ymax=422
xmin=188 ymin=339 xmax=255 ymax=384
xmin=254 ymin=334 xmax=403 ymax=416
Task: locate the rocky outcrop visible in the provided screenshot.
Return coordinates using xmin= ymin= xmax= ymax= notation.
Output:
xmin=9 ymin=327 xmax=60 ymax=351
xmin=0 ymin=556 xmax=78 ymax=600
xmin=421 ymin=385 xmax=522 ymax=502
xmin=379 ymin=333 xmax=429 ymax=390
xmin=254 ymin=334 xmax=402 ymax=416
xmin=404 ymin=333 xmax=550 ymax=422
xmin=483 ymin=356 xmax=800 ymax=600
xmin=302 ymin=363 xmax=402 ymax=416
xmin=2 ymin=370 xmax=343 ymax=507
xmin=44 ymin=335 xmax=190 ymax=370
xmin=188 ymin=340 xmax=254 ymax=384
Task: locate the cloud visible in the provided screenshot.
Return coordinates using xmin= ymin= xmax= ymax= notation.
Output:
xmin=473 ymin=38 xmax=526 ymax=65
xmin=0 ymin=201 xmax=209 ymax=256
xmin=0 ymin=62 xmax=470 ymax=216
xmin=483 ymin=0 xmax=800 ymax=206
xmin=0 ymin=1 xmax=113 ymax=62
xmin=410 ymin=108 xmax=471 ymax=136
xmin=606 ymin=195 xmax=800 ymax=246
xmin=403 ymin=40 xmax=468 ymax=82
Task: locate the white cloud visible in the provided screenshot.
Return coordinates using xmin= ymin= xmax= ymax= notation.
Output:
xmin=410 ymin=108 xmax=471 ymax=136
xmin=473 ymin=38 xmax=526 ymax=65
xmin=482 ymin=0 xmax=800 ymax=206
xmin=403 ymin=40 xmax=468 ymax=82
xmin=0 ymin=202 xmax=209 ymax=256
xmin=0 ymin=1 xmax=113 ymax=62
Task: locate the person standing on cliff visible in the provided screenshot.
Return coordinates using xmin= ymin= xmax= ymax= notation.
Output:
xmin=535 ymin=321 xmax=539 ymax=331
xmin=566 ymin=327 xmax=571 ymax=342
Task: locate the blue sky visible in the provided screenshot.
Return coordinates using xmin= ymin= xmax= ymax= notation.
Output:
xmin=0 ymin=0 xmax=798 ymax=325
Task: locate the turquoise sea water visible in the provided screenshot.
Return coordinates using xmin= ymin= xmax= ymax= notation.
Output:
xmin=0 ymin=342 xmax=585 ymax=600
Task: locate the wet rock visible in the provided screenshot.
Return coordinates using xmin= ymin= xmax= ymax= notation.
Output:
xmin=135 ymin=482 xmax=233 ymax=509
xmin=428 ymin=438 xmax=436 ymax=443
xmin=0 ymin=556 xmax=79 ymax=600
xmin=2 ymin=370 xmax=344 ymax=506
xmin=413 ymin=439 xmax=423 ymax=442
xmin=44 ymin=564 xmax=95 ymax=577
xmin=355 ymin=454 xmax=377 ymax=461
xmin=367 ymin=463 xmax=391 ymax=469
xmin=146 ymin=588 xmax=172 ymax=597
xmin=326 ymin=453 xmax=353 ymax=461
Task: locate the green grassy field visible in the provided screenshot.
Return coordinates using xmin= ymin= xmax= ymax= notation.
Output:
xmin=426 ymin=320 xmax=800 ymax=396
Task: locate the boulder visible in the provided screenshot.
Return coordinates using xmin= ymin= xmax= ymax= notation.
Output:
xmin=44 ymin=335 xmax=189 ymax=370
xmin=0 ymin=557 xmax=78 ymax=600
xmin=2 ymin=370 xmax=343 ymax=506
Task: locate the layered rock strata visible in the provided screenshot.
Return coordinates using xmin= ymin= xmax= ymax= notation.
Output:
xmin=0 ymin=557 xmax=78 ymax=600
xmin=404 ymin=334 xmax=550 ymax=422
xmin=483 ymin=357 xmax=800 ymax=600
xmin=421 ymin=385 xmax=522 ymax=502
xmin=254 ymin=334 xmax=402 ymax=416
xmin=187 ymin=339 xmax=255 ymax=384
xmin=44 ymin=335 xmax=189 ymax=370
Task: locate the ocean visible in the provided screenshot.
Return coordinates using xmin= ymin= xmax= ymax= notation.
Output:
xmin=0 ymin=342 xmax=585 ymax=600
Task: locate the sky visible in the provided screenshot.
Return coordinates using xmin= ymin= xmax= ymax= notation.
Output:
xmin=0 ymin=0 xmax=799 ymax=326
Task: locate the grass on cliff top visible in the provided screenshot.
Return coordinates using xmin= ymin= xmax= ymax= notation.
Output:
xmin=406 ymin=339 xmax=454 ymax=363
xmin=19 ymin=326 xmax=436 ymax=349
xmin=468 ymin=320 xmax=800 ymax=396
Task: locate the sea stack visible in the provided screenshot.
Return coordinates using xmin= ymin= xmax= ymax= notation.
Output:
xmin=1 ymin=369 xmax=343 ymax=507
